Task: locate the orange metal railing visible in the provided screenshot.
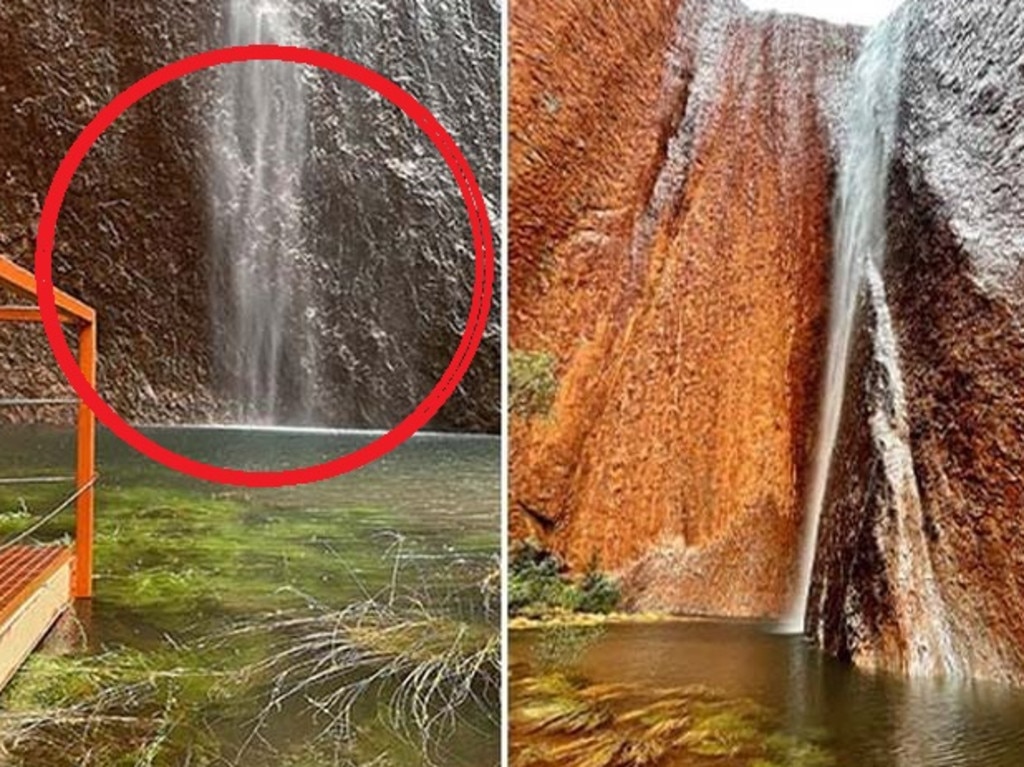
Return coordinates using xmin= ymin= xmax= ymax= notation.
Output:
xmin=0 ymin=255 xmax=97 ymax=599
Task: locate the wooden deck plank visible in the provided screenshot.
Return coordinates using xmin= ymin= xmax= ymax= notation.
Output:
xmin=0 ymin=545 xmax=75 ymax=692
xmin=0 ymin=545 xmax=73 ymax=624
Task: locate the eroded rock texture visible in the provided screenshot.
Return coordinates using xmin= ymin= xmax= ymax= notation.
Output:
xmin=0 ymin=0 xmax=500 ymax=431
xmin=809 ymin=0 xmax=1024 ymax=684
xmin=510 ymin=0 xmax=860 ymax=616
xmin=0 ymin=1 xmax=220 ymax=424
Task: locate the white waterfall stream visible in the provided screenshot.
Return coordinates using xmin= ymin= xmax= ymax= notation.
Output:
xmin=210 ymin=0 xmax=313 ymax=424
xmin=781 ymin=15 xmax=907 ymax=633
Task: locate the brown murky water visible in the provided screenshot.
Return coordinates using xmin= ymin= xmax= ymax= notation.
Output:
xmin=511 ymin=620 xmax=1024 ymax=767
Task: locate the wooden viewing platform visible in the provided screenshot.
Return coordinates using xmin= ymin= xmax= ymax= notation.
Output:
xmin=0 ymin=546 xmax=75 ymax=690
xmin=0 ymin=255 xmax=96 ymax=694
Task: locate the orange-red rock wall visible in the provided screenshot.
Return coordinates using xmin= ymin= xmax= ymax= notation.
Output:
xmin=510 ymin=0 xmax=861 ymax=617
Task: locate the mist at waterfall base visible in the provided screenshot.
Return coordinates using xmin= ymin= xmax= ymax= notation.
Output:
xmin=206 ymin=0 xmax=499 ymax=431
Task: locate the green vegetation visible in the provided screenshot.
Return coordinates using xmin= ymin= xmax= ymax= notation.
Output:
xmin=0 ymin=617 xmax=498 ymax=767
xmin=0 ymin=478 xmax=499 ymax=766
xmin=510 ymin=350 xmax=558 ymax=418
xmin=530 ymin=625 xmax=607 ymax=675
xmin=510 ymin=541 xmax=620 ymax=618
xmin=0 ymin=647 xmax=237 ymax=765
xmin=236 ymin=592 xmax=500 ymax=754
xmin=511 ymin=672 xmax=835 ymax=767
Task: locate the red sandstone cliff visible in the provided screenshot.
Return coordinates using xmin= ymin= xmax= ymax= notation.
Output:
xmin=510 ymin=0 xmax=861 ymax=617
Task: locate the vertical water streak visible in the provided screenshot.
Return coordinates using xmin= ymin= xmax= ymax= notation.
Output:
xmin=632 ymin=0 xmax=735 ymax=269
xmin=782 ymin=15 xmax=907 ymax=633
xmin=210 ymin=0 xmax=313 ymax=424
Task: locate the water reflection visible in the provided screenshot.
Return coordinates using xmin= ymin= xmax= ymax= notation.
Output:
xmin=512 ymin=621 xmax=1024 ymax=766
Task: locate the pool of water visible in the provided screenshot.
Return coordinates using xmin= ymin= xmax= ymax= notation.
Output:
xmin=511 ymin=621 xmax=1024 ymax=767
xmin=0 ymin=424 xmax=500 ymax=766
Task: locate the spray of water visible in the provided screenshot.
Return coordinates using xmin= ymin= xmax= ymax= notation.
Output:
xmin=210 ymin=0 xmax=313 ymax=424
xmin=781 ymin=15 xmax=907 ymax=633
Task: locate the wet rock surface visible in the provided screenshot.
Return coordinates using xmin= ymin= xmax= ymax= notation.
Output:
xmin=510 ymin=0 xmax=860 ymax=617
xmin=810 ymin=0 xmax=1024 ymax=683
xmin=0 ymin=0 xmax=500 ymax=431
xmin=0 ymin=1 xmax=222 ymax=425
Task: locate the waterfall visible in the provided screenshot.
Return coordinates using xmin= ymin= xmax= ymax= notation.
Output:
xmin=782 ymin=14 xmax=907 ymax=633
xmin=199 ymin=0 xmax=498 ymax=431
xmin=209 ymin=0 xmax=314 ymax=424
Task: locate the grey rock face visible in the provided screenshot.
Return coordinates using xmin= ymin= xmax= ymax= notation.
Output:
xmin=0 ymin=0 xmax=500 ymax=432
xmin=810 ymin=0 xmax=1024 ymax=684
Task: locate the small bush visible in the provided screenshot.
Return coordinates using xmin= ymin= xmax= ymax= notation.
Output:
xmin=576 ymin=555 xmax=621 ymax=615
xmin=510 ymin=350 xmax=558 ymax=418
xmin=509 ymin=540 xmax=573 ymax=615
xmin=509 ymin=541 xmax=620 ymax=617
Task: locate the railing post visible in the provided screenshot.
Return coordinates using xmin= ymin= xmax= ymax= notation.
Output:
xmin=74 ymin=320 xmax=97 ymax=598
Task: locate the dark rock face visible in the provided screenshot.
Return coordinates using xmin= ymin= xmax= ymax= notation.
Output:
xmin=0 ymin=0 xmax=500 ymax=432
xmin=510 ymin=0 xmax=860 ymax=616
xmin=810 ymin=0 xmax=1024 ymax=683
xmin=0 ymin=1 xmax=221 ymax=424
xmin=297 ymin=0 xmax=501 ymax=430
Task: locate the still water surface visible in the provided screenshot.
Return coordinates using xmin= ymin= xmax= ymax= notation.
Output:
xmin=512 ymin=621 xmax=1024 ymax=767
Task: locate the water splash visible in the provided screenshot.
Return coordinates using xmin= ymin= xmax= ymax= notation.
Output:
xmin=781 ymin=14 xmax=907 ymax=633
xmin=209 ymin=0 xmax=314 ymax=424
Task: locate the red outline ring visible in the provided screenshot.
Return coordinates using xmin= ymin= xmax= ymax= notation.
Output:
xmin=34 ymin=44 xmax=495 ymax=488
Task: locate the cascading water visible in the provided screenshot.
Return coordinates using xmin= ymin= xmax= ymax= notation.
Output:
xmin=782 ymin=15 xmax=907 ymax=633
xmin=209 ymin=0 xmax=315 ymax=424
xmin=203 ymin=0 xmax=499 ymax=431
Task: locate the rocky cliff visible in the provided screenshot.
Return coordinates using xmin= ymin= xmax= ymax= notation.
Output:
xmin=510 ymin=0 xmax=860 ymax=616
xmin=513 ymin=0 xmax=1024 ymax=685
xmin=0 ymin=1 xmax=220 ymax=424
xmin=0 ymin=0 xmax=500 ymax=431
xmin=809 ymin=0 xmax=1024 ymax=684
